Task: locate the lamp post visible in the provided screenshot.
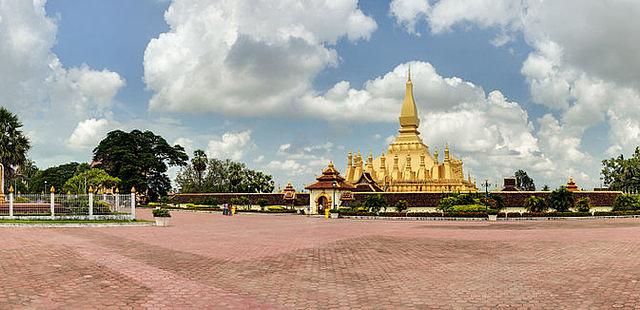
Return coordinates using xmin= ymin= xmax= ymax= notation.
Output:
xmin=332 ymin=181 xmax=337 ymax=210
xmin=44 ymin=181 xmax=47 ymax=196
xmin=483 ymin=179 xmax=491 ymax=213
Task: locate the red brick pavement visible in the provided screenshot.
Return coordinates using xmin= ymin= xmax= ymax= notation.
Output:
xmin=2 ymin=210 xmax=640 ymax=309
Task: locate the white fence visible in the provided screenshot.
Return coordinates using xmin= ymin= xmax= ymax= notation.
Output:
xmin=0 ymin=192 xmax=136 ymax=220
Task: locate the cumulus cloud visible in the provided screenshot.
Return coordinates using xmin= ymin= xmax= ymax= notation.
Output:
xmin=207 ymin=130 xmax=254 ymax=161
xmin=67 ymin=118 xmax=111 ymax=150
xmin=389 ymin=0 xmax=430 ymax=34
xmin=265 ymin=141 xmax=333 ymax=177
xmin=0 ymin=1 xmax=124 ymax=166
xmin=144 ymin=0 xmax=376 ymax=116
xmin=387 ymin=0 xmax=640 ymax=186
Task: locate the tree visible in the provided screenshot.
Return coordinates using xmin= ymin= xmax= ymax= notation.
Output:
xmin=602 ymin=147 xmax=640 ymax=193
xmin=395 ymin=200 xmax=408 ymax=212
xmin=575 ymin=198 xmax=592 ymax=212
xmin=548 ymin=187 xmax=574 ymax=212
xmin=176 ymin=158 xmax=274 ymax=193
xmin=612 ymin=194 xmax=639 ymax=211
xmin=63 ymin=168 xmax=121 ymax=194
xmin=524 ymin=196 xmax=547 ymax=213
xmin=29 ymin=162 xmax=82 ymax=194
xmin=192 ymin=149 xmax=208 ymax=189
xmin=93 ymin=130 xmax=188 ymax=201
xmin=541 ymin=185 xmax=550 ymax=191
xmin=364 ymin=194 xmax=387 ymax=214
xmin=12 ymin=159 xmax=39 ymax=194
xmin=515 ymin=170 xmax=536 ymax=191
xmin=0 ymin=107 xmax=30 ymax=191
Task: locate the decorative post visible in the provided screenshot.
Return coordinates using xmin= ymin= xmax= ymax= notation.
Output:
xmin=9 ymin=185 xmax=14 ymax=218
xmin=88 ymin=186 xmax=94 ymax=218
xmin=50 ymin=186 xmax=56 ymax=218
xmin=130 ymin=186 xmax=136 ymax=220
xmin=115 ymin=188 xmax=120 ymax=213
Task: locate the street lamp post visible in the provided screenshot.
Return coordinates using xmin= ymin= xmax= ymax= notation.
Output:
xmin=332 ymin=181 xmax=337 ymax=210
xmin=483 ymin=179 xmax=490 ymax=213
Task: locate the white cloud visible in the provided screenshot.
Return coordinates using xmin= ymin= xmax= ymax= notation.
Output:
xmin=207 ymin=130 xmax=254 ymax=161
xmin=388 ymin=0 xmax=640 ymax=187
xmin=0 ymin=1 xmax=124 ymax=167
xmin=389 ymin=0 xmax=430 ymax=34
xmin=67 ymin=118 xmax=111 ymax=150
xmin=144 ymin=0 xmax=376 ymax=116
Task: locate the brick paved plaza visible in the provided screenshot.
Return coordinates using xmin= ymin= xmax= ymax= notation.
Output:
xmin=2 ymin=211 xmax=640 ymax=309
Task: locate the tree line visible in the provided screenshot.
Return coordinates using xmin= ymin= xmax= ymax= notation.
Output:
xmin=0 ymin=107 xmax=274 ymax=202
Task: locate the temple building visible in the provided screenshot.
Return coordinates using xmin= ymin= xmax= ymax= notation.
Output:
xmin=344 ymin=71 xmax=477 ymax=192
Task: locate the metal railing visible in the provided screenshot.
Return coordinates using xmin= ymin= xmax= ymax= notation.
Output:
xmin=0 ymin=191 xmax=136 ymax=220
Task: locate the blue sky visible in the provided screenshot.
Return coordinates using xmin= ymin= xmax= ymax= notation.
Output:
xmin=3 ymin=0 xmax=639 ymax=191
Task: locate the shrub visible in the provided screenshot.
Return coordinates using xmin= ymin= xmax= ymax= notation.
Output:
xmin=152 ymin=208 xmax=171 ymax=217
xmin=364 ymin=194 xmax=387 ymax=214
xmin=487 ymin=208 xmax=499 ymax=215
xmin=14 ymin=196 xmax=32 ymax=203
xmin=257 ymin=198 xmax=269 ymax=211
xmin=575 ymin=197 xmax=592 ymax=212
xmin=266 ymin=206 xmax=284 ymax=212
xmin=612 ymin=194 xmax=639 ymax=211
xmin=438 ymin=196 xmax=458 ymax=211
xmin=449 ymin=204 xmax=486 ymax=212
xmin=524 ymin=196 xmax=548 ymax=213
xmin=395 ymin=200 xmax=409 ymax=212
xmin=201 ymin=197 xmax=218 ymax=206
xmin=548 ymin=187 xmax=574 ymax=212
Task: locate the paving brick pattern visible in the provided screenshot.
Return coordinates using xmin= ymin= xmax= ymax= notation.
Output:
xmin=2 ymin=211 xmax=640 ymax=309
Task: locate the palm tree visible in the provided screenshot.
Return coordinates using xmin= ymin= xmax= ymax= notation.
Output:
xmin=192 ymin=149 xmax=208 ymax=191
xmin=0 ymin=107 xmax=31 ymax=191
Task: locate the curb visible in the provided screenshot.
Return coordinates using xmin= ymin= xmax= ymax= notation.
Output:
xmin=0 ymin=222 xmax=155 ymax=228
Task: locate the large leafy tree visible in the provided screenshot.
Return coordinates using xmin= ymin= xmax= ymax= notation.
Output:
xmin=514 ymin=169 xmax=536 ymax=191
xmin=63 ymin=168 xmax=121 ymax=194
xmin=176 ymin=158 xmax=274 ymax=193
xmin=548 ymin=187 xmax=574 ymax=212
xmin=602 ymin=147 xmax=640 ymax=193
xmin=13 ymin=159 xmax=39 ymax=194
xmin=0 ymin=107 xmax=31 ymax=191
xmin=29 ymin=162 xmax=83 ymax=194
xmin=191 ymin=149 xmax=208 ymax=189
xmin=93 ymin=130 xmax=188 ymax=201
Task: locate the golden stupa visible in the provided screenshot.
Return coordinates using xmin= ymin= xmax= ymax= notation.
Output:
xmin=344 ymin=70 xmax=477 ymax=192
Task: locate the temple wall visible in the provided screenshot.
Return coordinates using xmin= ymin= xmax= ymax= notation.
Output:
xmin=170 ymin=193 xmax=310 ymax=206
xmin=350 ymin=191 xmax=621 ymax=208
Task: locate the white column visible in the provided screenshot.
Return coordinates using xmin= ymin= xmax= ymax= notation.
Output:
xmin=115 ymin=194 xmax=120 ymax=213
xmin=88 ymin=192 xmax=94 ymax=217
xmin=50 ymin=191 xmax=55 ymax=218
xmin=130 ymin=191 xmax=136 ymax=220
xmin=9 ymin=191 xmax=14 ymax=218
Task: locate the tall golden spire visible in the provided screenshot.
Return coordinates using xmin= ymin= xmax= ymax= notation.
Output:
xmin=399 ymin=68 xmax=420 ymax=132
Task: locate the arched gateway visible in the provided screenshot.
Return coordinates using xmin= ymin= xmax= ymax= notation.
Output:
xmin=305 ymin=162 xmax=355 ymax=215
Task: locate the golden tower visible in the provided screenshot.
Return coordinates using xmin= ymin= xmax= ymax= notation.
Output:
xmin=345 ymin=70 xmax=477 ymax=192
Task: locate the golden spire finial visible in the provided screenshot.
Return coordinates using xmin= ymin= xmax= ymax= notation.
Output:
xmin=399 ymin=66 xmax=420 ymax=133
xmin=408 ymin=66 xmax=411 ymax=82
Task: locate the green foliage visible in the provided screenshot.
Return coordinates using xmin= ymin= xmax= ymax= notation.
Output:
xmin=191 ymin=149 xmax=208 ymax=191
xmin=29 ymin=162 xmax=83 ymax=194
xmin=524 ymin=196 xmax=548 ymax=213
xmin=230 ymin=196 xmax=251 ymax=210
xmin=14 ymin=196 xmax=31 ymax=203
xmin=438 ymin=196 xmax=459 ymax=211
xmin=93 ymin=130 xmax=189 ymax=202
xmin=612 ymin=194 xmax=640 ymax=211
xmin=0 ymin=107 xmax=31 ymax=192
xmin=152 ymin=208 xmax=171 ymax=217
xmin=176 ymin=158 xmax=275 ymax=194
xmin=602 ymin=147 xmax=640 ymax=193
xmin=266 ymin=206 xmax=284 ymax=212
xmin=542 ymin=185 xmax=550 ymax=191
xmin=63 ymin=168 xmax=120 ymax=194
xmin=515 ymin=169 xmax=536 ymax=191
xmin=201 ymin=197 xmax=218 ymax=206
xmin=449 ymin=204 xmax=487 ymax=212
xmin=395 ymin=200 xmax=408 ymax=212
xmin=575 ymin=197 xmax=592 ymax=212
xmin=12 ymin=159 xmax=39 ymax=194
xmin=548 ymin=187 xmax=574 ymax=212
xmin=364 ymin=194 xmax=387 ymax=214
xmin=256 ymin=198 xmax=269 ymax=211
xmin=487 ymin=208 xmax=500 ymax=215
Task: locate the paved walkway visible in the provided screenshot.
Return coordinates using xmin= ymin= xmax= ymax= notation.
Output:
xmin=2 ymin=210 xmax=640 ymax=309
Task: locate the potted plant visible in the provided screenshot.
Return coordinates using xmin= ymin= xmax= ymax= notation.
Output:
xmin=487 ymin=208 xmax=499 ymax=221
xmin=152 ymin=208 xmax=171 ymax=226
xmin=329 ymin=209 xmax=340 ymax=219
